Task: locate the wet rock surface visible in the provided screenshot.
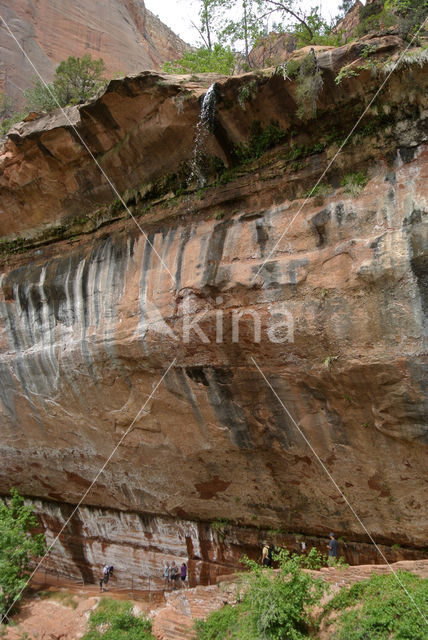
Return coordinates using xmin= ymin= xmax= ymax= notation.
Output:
xmin=0 ymin=37 xmax=426 ymax=584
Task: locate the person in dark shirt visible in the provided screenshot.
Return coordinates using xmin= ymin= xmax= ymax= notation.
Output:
xmin=327 ymin=532 xmax=338 ymax=565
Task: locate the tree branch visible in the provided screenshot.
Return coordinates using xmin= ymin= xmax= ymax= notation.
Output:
xmin=190 ymin=20 xmax=210 ymax=48
xmin=261 ymin=0 xmax=314 ymax=40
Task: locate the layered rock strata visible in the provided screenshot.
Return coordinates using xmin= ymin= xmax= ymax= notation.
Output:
xmin=0 ymin=0 xmax=187 ymax=109
xmin=0 ymin=36 xmax=426 ymax=585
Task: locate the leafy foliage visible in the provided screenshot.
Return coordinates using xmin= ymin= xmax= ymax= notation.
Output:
xmin=325 ymin=571 xmax=428 ymax=640
xmin=0 ymin=111 xmax=27 ymax=136
xmin=341 ymin=172 xmax=368 ymax=196
xmin=291 ymin=8 xmax=341 ymax=47
xmin=195 ymin=604 xmax=239 ymax=639
xmin=188 ymin=1 xmax=345 ymax=70
xmin=299 ymin=547 xmax=327 ymax=569
xmin=237 ymin=80 xmax=258 ymax=109
xmin=0 ymin=489 xmax=46 ymax=618
xmin=234 ymin=120 xmax=287 ymax=161
xmin=24 ymin=54 xmax=106 ymax=112
xmin=385 ymin=0 xmax=428 ymax=40
xmin=24 ymin=81 xmax=58 ymax=112
xmin=163 ymin=44 xmax=235 ymax=75
xmin=53 ymin=54 xmax=106 ymax=105
xmin=294 ymin=53 xmax=324 ymax=120
xmin=195 ymin=549 xmax=325 ymax=639
xmin=82 ymin=598 xmax=155 ymax=640
xmin=0 ymin=93 xmax=26 ymax=136
xmin=305 ymin=183 xmax=331 ymax=198
xmin=355 ymin=0 xmax=399 ymax=36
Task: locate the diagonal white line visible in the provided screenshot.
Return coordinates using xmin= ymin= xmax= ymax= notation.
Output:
xmin=0 ymin=13 xmax=176 ymax=285
xmin=252 ymin=17 xmax=428 ymax=283
xmin=0 ymin=357 xmax=177 ymax=624
xmin=250 ymin=355 xmax=428 ymax=626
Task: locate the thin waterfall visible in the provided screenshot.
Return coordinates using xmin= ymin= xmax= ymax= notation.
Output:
xmin=188 ymin=83 xmax=218 ymax=188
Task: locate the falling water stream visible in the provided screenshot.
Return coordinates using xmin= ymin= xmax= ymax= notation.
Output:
xmin=188 ymin=83 xmax=218 ymax=188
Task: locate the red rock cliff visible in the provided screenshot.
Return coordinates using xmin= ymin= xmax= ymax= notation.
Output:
xmin=0 ymin=36 xmax=426 ymax=586
xmin=0 ymin=0 xmax=188 ymax=108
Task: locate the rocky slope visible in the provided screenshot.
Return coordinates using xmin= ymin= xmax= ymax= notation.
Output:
xmin=0 ymin=0 xmax=187 ymax=109
xmin=4 ymin=560 xmax=428 ymax=639
xmin=0 ymin=35 xmax=427 ymax=587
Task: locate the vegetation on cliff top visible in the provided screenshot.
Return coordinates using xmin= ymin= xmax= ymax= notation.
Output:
xmin=163 ymin=0 xmax=427 ymax=74
xmin=0 ymin=489 xmax=46 ymax=619
xmin=0 ymin=54 xmax=107 ymax=134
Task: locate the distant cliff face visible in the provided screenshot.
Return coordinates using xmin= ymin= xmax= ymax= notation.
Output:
xmin=0 ymin=36 xmax=427 ymax=584
xmin=0 ymin=0 xmax=188 ymax=109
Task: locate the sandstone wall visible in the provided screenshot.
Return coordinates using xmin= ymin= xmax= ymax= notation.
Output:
xmin=0 ymin=37 xmax=426 ymax=581
xmin=32 ymin=500 xmax=428 ymax=588
xmin=0 ymin=0 xmax=187 ymax=109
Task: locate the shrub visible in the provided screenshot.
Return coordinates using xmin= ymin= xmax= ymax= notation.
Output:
xmin=238 ymin=80 xmax=258 ymax=110
xmin=81 ymin=598 xmax=155 ymax=640
xmin=0 ymin=93 xmax=13 ymax=120
xmin=195 ymin=549 xmax=325 ymax=639
xmin=0 ymin=111 xmax=27 ymax=136
xmin=293 ymin=9 xmax=341 ymax=48
xmin=385 ymin=0 xmax=428 ymax=40
xmin=235 ymin=120 xmax=287 ymax=162
xmin=325 ymin=571 xmax=428 ymax=640
xmin=341 ymin=172 xmax=368 ymax=196
xmin=53 ymin=54 xmax=106 ymax=105
xmin=300 ymin=547 xmax=328 ymax=570
xmin=194 ymin=605 xmax=239 ymax=639
xmin=24 ymin=54 xmax=106 ymax=113
xmin=24 ymin=81 xmax=58 ymax=112
xmin=294 ymin=53 xmax=324 ymax=120
xmin=0 ymin=489 xmax=46 ymax=618
xmin=305 ymin=183 xmax=331 ymax=198
xmin=163 ymin=44 xmax=235 ymax=75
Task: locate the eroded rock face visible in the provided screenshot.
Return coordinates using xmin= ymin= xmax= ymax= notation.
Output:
xmin=0 ymin=0 xmax=187 ymax=109
xmin=0 ymin=37 xmax=426 ymax=582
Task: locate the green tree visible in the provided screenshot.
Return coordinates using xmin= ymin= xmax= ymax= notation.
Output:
xmin=218 ymin=0 xmax=264 ymax=67
xmin=53 ymin=54 xmax=106 ymax=105
xmin=163 ymin=43 xmax=235 ymax=74
xmin=256 ymin=0 xmax=319 ymax=42
xmin=24 ymin=80 xmax=58 ymax=112
xmin=24 ymin=54 xmax=106 ymax=113
xmin=192 ymin=0 xmax=220 ymax=49
xmin=195 ymin=1 xmax=336 ymax=68
xmin=292 ymin=7 xmax=339 ymax=46
xmin=0 ymin=489 xmax=46 ymax=619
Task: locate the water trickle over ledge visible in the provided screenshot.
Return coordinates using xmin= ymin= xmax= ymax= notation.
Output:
xmin=0 ymin=36 xmax=427 ymax=585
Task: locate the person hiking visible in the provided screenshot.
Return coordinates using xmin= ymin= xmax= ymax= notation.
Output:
xmin=261 ymin=542 xmax=272 ymax=567
xmin=100 ymin=564 xmax=113 ymax=591
xmin=163 ymin=563 xmax=170 ymax=590
xmin=180 ymin=562 xmax=187 ymax=587
xmin=170 ymin=561 xmax=179 ymax=588
xmin=327 ymin=532 xmax=338 ymax=565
